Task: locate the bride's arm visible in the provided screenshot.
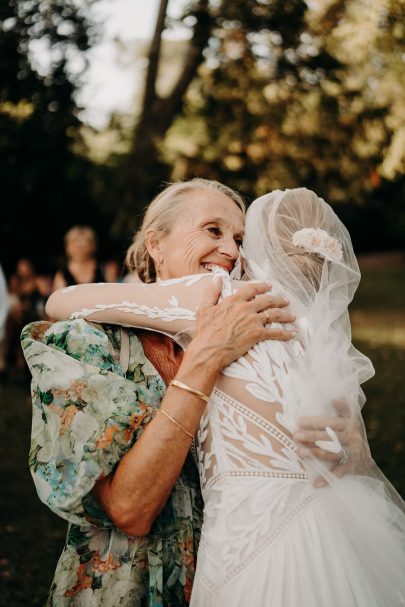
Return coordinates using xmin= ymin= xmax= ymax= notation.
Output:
xmin=46 ymin=274 xmax=231 ymax=338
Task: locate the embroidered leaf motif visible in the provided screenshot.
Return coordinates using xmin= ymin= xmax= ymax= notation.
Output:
xmin=168 ymin=295 xmax=180 ymax=307
xmin=71 ymin=301 xmax=196 ymax=323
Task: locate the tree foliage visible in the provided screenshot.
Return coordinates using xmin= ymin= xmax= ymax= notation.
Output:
xmin=165 ymin=0 xmax=404 ymax=202
xmin=154 ymin=0 xmax=404 ymax=250
xmin=113 ymin=0 xmax=213 ymax=234
xmin=119 ymin=0 xmax=404 ymax=250
xmin=0 ymin=0 xmax=104 ymax=272
xmin=2 ymin=0 xmax=404 ymax=267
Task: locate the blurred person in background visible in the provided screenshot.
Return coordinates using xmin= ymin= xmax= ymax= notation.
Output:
xmin=0 ymin=263 xmax=8 ymax=335
xmin=52 ymin=226 xmax=105 ymax=290
xmin=5 ymin=258 xmax=50 ymax=377
xmin=103 ymin=258 xmax=123 ymax=283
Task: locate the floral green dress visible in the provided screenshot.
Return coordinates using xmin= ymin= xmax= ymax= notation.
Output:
xmin=21 ymin=319 xmax=203 ymax=607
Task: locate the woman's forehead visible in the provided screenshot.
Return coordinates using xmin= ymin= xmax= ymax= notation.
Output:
xmin=181 ymin=190 xmax=245 ymax=229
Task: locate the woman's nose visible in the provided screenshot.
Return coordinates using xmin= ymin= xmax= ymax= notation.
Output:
xmin=219 ymin=236 xmax=240 ymax=260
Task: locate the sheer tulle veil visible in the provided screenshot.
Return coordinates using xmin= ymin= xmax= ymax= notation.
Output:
xmin=244 ymin=188 xmax=362 ymax=313
xmin=243 ymin=188 xmax=405 ymax=516
xmin=243 ymin=188 xmax=374 ymax=406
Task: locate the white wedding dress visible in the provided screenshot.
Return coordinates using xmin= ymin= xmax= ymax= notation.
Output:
xmin=55 ymin=269 xmax=405 ymax=607
xmin=190 ymin=313 xmax=405 ymax=606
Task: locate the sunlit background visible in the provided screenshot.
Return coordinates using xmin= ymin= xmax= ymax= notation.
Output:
xmin=0 ymin=0 xmax=404 ymax=603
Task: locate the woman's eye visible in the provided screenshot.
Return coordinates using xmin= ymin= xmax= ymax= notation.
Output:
xmin=235 ymin=238 xmax=243 ymax=247
xmin=207 ymin=226 xmax=221 ymax=237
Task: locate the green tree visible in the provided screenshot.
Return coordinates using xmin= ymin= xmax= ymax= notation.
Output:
xmin=118 ymin=0 xmax=318 ymax=229
xmin=0 ymin=0 xmax=102 ymax=273
xmin=115 ymin=0 xmax=213 ymax=234
xmin=163 ymin=0 xmax=404 ymax=242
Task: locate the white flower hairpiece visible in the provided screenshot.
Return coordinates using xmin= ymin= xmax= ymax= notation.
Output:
xmin=292 ymin=228 xmax=343 ymax=262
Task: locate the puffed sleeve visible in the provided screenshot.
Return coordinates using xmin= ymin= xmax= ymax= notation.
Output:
xmin=21 ymin=319 xmax=160 ymax=528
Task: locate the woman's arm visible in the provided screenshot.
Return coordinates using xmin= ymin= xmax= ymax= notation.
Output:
xmin=46 ymin=274 xmax=294 ymax=340
xmin=46 ymin=274 xmax=216 ymax=337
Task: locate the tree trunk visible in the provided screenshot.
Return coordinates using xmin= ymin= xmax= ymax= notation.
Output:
xmin=117 ymin=0 xmax=212 ymax=233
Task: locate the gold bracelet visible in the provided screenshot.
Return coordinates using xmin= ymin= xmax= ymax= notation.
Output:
xmin=158 ymin=408 xmax=194 ymax=439
xmin=169 ymin=379 xmax=210 ymax=403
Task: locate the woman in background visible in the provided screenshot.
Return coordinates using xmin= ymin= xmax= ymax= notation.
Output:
xmin=6 ymin=258 xmax=49 ymax=374
xmin=0 ymin=263 xmax=9 ymax=383
xmin=52 ymin=225 xmax=105 ymax=290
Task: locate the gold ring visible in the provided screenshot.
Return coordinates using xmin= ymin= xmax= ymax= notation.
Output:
xmin=263 ymin=310 xmax=270 ymax=324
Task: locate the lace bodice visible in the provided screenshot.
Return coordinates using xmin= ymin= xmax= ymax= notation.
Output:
xmin=195 ymin=323 xmax=311 ymax=490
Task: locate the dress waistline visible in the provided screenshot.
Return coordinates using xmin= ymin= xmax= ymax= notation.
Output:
xmin=205 ymin=469 xmax=310 ymax=491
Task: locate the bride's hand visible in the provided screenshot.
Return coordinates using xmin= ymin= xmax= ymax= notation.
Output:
xmin=293 ymin=399 xmax=372 ymax=487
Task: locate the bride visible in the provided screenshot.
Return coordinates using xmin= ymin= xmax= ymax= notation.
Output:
xmin=47 ymin=188 xmax=405 ymax=606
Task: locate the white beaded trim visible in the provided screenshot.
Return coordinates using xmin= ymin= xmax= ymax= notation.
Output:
xmin=205 ymin=469 xmax=309 ymax=491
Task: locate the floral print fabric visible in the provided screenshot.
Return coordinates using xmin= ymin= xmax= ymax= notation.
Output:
xmin=21 ymin=319 xmax=203 ymax=606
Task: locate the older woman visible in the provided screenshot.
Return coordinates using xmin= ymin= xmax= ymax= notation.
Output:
xmin=23 ymin=179 xmax=362 ymax=607
xmin=22 ymin=179 xmax=293 ymax=606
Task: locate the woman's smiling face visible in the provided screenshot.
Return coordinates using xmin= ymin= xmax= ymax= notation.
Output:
xmin=150 ymin=189 xmax=245 ymax=280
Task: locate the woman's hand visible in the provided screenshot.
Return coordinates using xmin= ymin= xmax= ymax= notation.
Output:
xmin=186 ymin=278 xmax=296 ymax=372
xmin=293 ymin=399 xmax=372 ymax=487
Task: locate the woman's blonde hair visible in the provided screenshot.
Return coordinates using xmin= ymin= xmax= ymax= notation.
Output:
xmin=125 ymin=178 xmax=245 ymax=283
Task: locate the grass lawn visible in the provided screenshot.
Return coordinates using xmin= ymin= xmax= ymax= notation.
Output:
xmin=350 ymin=266 xmax=405 ymax=494
xmin=0 ymin=384 xmax=66 ymax=606
xmin=0 ymin=263 xmax=404 ymax=605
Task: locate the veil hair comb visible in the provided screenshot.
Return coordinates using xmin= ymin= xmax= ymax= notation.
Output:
xmin=292 ymin=227 xmax=343 ymax=262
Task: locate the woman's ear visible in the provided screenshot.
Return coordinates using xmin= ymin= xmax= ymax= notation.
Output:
xmin=144 ymin=229 xmax=164 ymax=267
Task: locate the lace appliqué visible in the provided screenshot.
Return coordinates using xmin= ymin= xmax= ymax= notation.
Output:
xmin=200 ymin=489 xmax=316 ymax=593
xmin=158 ymin=274 xmax=211 ymax=287
xmin=197 ymin=388 xmax=306 ymax=493
xmin=70 ymin=299 xmax=197 ymax=323
xmin=195 ymin=386 xmax=314 ymax=592
xmin=223 ymin=326 xmax=305 ymax=416
xmin=68 ymin=273 xmax=224 ymax=323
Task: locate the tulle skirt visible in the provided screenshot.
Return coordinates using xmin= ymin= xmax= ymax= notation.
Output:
xmin=190 ymin=476 xmax=405 ymax=606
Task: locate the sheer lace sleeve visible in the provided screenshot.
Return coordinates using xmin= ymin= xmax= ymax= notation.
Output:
xmin=46 ymin=272 xmax=237 ymax=346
